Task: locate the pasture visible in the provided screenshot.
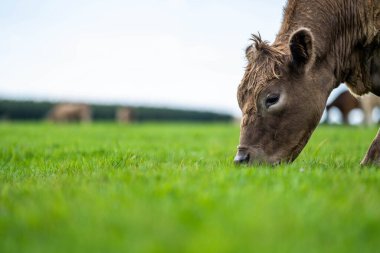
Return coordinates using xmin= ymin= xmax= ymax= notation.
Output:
xmin=1 ymin=122 xmax=380 ymax=253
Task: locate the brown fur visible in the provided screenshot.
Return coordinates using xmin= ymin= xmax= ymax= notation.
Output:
xmin=238 ymin=35 xmax=289 ymax=117
xmin=235 ymin=0 xmax=380 ymax=165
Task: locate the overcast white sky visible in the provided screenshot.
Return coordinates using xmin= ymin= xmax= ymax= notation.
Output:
xmin=0 ymin=0 xmax=288 ymax=115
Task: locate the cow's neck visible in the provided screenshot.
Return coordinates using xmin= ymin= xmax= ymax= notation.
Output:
xmin=275 ymin=0 xmax=379 ymax=94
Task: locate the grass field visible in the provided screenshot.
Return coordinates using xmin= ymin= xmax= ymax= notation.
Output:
xmin=1 ymin=122 xmax=380 ymax=253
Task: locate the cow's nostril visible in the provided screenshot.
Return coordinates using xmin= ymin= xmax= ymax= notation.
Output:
xmin=234 ymin=151 xmax=250 ymax=164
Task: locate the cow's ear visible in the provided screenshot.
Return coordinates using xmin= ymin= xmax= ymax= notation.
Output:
xmin=289 ymin=28 xmax=314 ymax=70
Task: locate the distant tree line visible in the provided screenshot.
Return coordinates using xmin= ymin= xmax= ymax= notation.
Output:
xmin=0 ymin=99 xmax=233 ymax=122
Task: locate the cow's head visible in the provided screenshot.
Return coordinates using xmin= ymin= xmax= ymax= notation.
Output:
xmin=235 ymin=28 xmax=335 ymax=165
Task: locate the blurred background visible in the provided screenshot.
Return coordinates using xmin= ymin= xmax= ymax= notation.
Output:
xmin=1 ymin=0 xmax=379 ymax=124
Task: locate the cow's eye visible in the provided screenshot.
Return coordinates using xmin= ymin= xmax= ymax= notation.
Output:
xmin=265 ymin=94 xmax=280 ymax=108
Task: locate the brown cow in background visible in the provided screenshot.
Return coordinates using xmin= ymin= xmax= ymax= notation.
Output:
xmin=47 ymin=104 xmax=91 ymax=123
xmin=326 ymin=91 xmax=380 ymax=125
xmin=116 ymin=107 xmax=133 ymax=123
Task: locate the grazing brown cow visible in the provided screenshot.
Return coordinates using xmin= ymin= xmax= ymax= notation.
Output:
xmin=235 ymin=0 xmax=380 ymax=165
xmin=326 ymin=91 xmax=361 ymax=124
xmin=116 ymin=107 xmax=133 ymax=123
xmin=47 ymin=104 xmax=91 ymax=123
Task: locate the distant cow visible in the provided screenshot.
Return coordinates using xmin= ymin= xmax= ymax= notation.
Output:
xmin=325 ymin=91 xmax=380 ymax=125
xmin=116 ymin=107 xmax=133 ymax=123
xmin=326 ymin=91 xmax=360 ymax=124
xmin=360 ymin=93 xmax=380 ymax=124
xmin=47 ymin=104 xmax=91 ymax=123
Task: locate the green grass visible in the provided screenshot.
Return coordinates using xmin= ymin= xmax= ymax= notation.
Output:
xmin=1 ymin=122 xmax=380 ymax=253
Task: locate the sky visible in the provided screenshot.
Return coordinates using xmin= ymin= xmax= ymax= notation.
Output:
xmin=1 ymin=0 xmax=289 ymax=115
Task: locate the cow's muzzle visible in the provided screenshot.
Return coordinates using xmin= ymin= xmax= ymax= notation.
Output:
xmin=234 ymin=148 xmax=250 ymax=164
